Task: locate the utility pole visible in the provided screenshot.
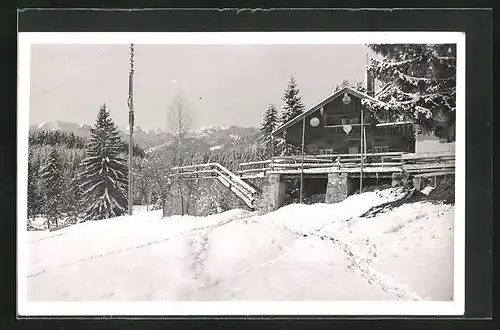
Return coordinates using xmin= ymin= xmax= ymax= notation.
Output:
xmin=127 ymin=43 xmax=135 ymax=216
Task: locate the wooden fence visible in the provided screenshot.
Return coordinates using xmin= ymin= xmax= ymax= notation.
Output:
xmin=401 ymin=151 xmax=455 ymax=173
xmin=238 ymin=152 xmax=406 ymax=178
xmin=171 ymin=163 xmax=257 ymax=209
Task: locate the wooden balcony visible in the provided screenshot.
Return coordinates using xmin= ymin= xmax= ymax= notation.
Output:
xmin=237 ymin=151 xmax=455 ymax=178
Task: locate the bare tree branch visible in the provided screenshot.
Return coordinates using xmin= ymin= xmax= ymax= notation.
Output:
xmin=168 ymin=93 xmax=192 ymax=143
xmin=166 ymin=93 xmax=193 ymax=215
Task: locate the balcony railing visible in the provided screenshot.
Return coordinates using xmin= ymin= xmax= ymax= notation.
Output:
xmin=237 ymin=151 xmax=455 ymax=177
xmin=237 ymin=152 xmax=405 ymax=177
xmin=323 ymin=124 xmax=408 ymax=137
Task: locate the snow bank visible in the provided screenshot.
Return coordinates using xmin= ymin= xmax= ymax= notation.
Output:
xmin=247 ymin=189 xmax=454 ymax=301
xmin=256 ymin=187 xmax=408 ymax=234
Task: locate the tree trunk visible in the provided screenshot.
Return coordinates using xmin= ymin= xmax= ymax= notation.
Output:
xmin=177 ymin=181 xmax=184 ymax=216
xmin=447 ymin=123 xmax=456 ymax=143
xmin=161 ymin=196 xmax=166 ymax=217
xmin=185 ymin=181 xmax=195 ymax=215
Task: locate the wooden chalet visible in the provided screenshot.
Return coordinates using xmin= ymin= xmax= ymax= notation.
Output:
xmin=271 ymin=86 xmax=416 ymax=155
xmin=172 ymin=84 xmax=455 ymax=213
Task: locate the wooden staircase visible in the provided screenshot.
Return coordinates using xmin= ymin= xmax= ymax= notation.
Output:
xmin=171 ymin=163 xmax=257 ymax=209
xmin=172 ymin=151 xmax=455 ymax=210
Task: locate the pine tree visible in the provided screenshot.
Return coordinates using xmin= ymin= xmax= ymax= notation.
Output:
xmin=59 ymin=151 xmax=73 ymax=217
xmin=335 ymin=79 xmax=351 ymax=92
xmin=354 ymin=81 xmax=366 ymax=93
xmin=29 ymin=130 xmax=87 ymax=149
xmin=334 ymin=80 xmax=365 ymax=93
xmin=66 ymin=162 xmax=85 ymax=223
xmin=27 ymin=155 xmax=42 ymax=222
xmin=260 ymin=104 xmax=278 ymax=157
xmin=277 ymin=139 xmax=301 ymax=156
xmin=280 ymin=76 xmax=305 ymax=125
xmin=261 ymin=104 xmax=278 ymax=135
xmin=362 ymin=44 xmax=456 ymax=141
xmin=40 ymin=148 xmax=64 ymax=229
xmin=80 ymin=104 xmax=129 ymax=220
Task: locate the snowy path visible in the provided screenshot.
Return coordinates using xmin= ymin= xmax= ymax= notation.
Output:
xmin=25 ymin=189 xmax=454 ymax=302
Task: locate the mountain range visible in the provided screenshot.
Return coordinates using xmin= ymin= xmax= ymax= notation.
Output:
xmin=30 ymin=120 xmax=259 ymax=150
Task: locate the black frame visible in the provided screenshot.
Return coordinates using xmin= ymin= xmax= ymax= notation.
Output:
xmin=4 ymin=6 xmax=494 ymax=330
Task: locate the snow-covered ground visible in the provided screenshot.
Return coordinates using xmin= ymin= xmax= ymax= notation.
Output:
xmin=25 ymin=188 xmax=454 ymax=302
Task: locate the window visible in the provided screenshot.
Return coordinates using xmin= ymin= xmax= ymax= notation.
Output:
xmin=325 ymin=114 xmax=359 ymax=126
xmin=325 ymin=114 xmax=339 ymax=126
xmin=341 ymin=116 xmax=359 ymax=125
xmin=374 ymin=146 xmax=390 ymax=153
xmin=348 ymin=146 xmax=359 ymax=154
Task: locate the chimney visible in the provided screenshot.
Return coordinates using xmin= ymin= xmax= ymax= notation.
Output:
xmin=365 ymin=54 xmax=375 ymax=96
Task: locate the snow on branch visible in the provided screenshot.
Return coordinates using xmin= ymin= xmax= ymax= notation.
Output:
xmin=370 ymin=57 xmax=416 ymax=67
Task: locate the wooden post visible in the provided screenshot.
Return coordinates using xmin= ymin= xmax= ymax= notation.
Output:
xmin=364 ymin=126 xmax=367 ymax=155
xmin=299 ymin=117 xmax=306 ymax=203
xmin=360 ymin=108 xmax=364 ymax=193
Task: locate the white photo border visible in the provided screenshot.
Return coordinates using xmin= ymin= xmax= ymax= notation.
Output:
xmin=17 ymin=31 xmax=466 ymax=316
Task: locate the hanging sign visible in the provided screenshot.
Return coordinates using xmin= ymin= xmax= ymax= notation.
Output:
xmin=343 ymin=125 xmax=352 ymax=134
xmin=309 ymin=117 xmax=320 ymax=127
xmin=342 ymin=92 xmax=352 ymax=105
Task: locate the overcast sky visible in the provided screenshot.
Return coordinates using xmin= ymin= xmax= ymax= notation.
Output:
xmin=30 ymin=44 xmax=374 ymax=130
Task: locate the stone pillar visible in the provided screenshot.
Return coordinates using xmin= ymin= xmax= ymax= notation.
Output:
xmin=392 ymin=172 xmax=403 ymax=187
xmin=325 ymin=173 xmax=349 ymax=204
xmin=392 ymin=172 xmax=410 ymax=187
xmin=268 ymin=173 xmax=286 ymax=211
xmin=412 ymin=176 xmax=424 ymax=191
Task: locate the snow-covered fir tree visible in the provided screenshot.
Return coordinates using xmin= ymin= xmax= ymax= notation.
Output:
xmin=260 ymin=104 xmax=278 ymax=157
xmin=29 ymin=130 xmax=87 ymax=149
xmin=335 ymin=79 xmax=351 ymax=92
xmin=80 ymin=104 xmax=129 ymax=220
xmin=280 ymin=76 xmax=305 ymax=125
xmin=27 ymin=154 xmax=42 ymax=222
xmin=277 ymin=139 xmax=301 ymax=156
xmin=40 ymin=147 xmax=64 ymax=228
xmin=335 ymin=79 xmax=366 ymax=93
xmin=354 ymin=81 xmax=366 ymax=93
xmin=261 ymin=104 xmax=278 ymax=134
xmin=66 ymin=163 xmax=85 ymax=223
xmin=362 ymin=44 xmax=456 ymax=141
xmin=277 ymin=76 xmax=306 ymax=156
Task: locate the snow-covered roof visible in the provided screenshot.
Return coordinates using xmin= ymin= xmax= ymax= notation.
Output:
xmin=271 ymin=86 xmax=389 ymax=137
xmin=376 ymin=121 xmax=413 ymax=127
